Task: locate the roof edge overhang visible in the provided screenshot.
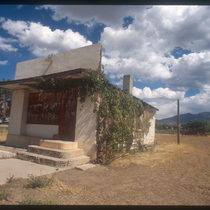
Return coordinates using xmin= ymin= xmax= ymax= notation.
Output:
xmin=0 ymin=68 xmax=85 ymax=91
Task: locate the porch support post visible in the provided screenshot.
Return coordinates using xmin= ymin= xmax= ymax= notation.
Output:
xmin=8 ymin=89 xmax=29 ymax=136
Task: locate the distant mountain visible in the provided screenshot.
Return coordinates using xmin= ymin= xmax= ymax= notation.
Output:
xmin=156 ymin=112 xmax=210 ymax=125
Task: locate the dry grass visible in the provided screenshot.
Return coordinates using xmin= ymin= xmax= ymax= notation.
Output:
xmin=0 ymin=126 xmax=8 ymax=142
xmin=12 ymin=174 xmax=85 ymax=205
xmin=0 ymin=126 xmax=8 ymax=133
xmin=48 ymin=175 xmax=84 ymax=196
xmin=30 ymin=174 xmax=84 ymax=196
xmin=0 ymin=133 xmax=7 ymax=142
xmin=110 ymin=134 xmax=208 ymax=168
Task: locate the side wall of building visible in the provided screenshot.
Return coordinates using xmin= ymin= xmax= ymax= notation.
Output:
xmin=143 ymin=115 xmax=156 ymax=145
xmin=15 ymin=43 xmax=102 ymax=80
xmin=75 ymin=96 xmax=97 ymax=161
xmin=131 ymin=108 xmax=156 ymax=150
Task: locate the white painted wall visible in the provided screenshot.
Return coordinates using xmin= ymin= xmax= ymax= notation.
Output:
xmin=15 ymin=43 xmax=102 ymax=80
xmin=143 ymin=115 xmax=156 ymax=145
xmin=75 ymin=96 xmax=97 ymax=160
xmin=8 ymin=89 xmax=29 ymax=136
xmin=25 ymin=124 xmax=59 ymax=139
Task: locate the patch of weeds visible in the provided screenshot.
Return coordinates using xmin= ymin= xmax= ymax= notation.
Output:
xmin=26 ymin=174 xmax=54 ymax=189
xmin=0 ymin=189 xmax=10 ymax=201
xmin=20 ymin=194 xmax=58 ymax=205
xmin=6 ymin=173 xmax=14 ymax=183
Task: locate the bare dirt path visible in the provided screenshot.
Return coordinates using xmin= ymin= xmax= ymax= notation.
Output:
xmin=0 ymin=134 xmax=209 ymax=205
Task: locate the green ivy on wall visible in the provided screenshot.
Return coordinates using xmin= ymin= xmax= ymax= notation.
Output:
xmin=24 ymin=69 xmax=155 ymax=164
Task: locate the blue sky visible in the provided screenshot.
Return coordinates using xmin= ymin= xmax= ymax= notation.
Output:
xmin=0 ymin=5 xmax=210 ymax=119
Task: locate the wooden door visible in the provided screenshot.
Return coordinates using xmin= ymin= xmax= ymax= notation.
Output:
xmin=58 ymin=90 xmax=78 ymax=141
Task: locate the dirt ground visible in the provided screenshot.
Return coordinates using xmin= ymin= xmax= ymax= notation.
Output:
xmin=0 ymin=134 xmax=209 ymax=205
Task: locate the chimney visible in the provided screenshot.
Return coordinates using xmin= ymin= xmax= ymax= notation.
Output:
xmin=123 ymin=75 xmax=133 ymax=94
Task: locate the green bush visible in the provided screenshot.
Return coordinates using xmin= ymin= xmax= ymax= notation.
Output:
xmin=181 ymin=119 xmax=210 ymax=132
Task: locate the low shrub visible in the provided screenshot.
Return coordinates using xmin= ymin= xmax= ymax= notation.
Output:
xmin=26 ymin=174 xmax=54 ymax=189
xmin=6 ymin=174 xmax=14 ymax=183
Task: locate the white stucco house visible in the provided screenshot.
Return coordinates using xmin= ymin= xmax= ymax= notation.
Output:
xmin=0 ymin=43 xmax=158 ymax=166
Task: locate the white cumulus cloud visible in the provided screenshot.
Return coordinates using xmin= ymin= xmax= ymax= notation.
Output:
xmin=101 ymin=25 xmax=173 ymax=81
xmin=100 ymin=5 xmax=210 ymax=94
xmin=167 ymin=51 xmax=210 ymax=91
xmin=132 ymin=86 xmax=210 ymax=119
xmin=1 ymin=19 xmax=92 ymax=57
xmin=155 ymin=90 xmax=210 ymax=119
xmin=36 ymin=5 xmax=144 ymax=27
xmin=132 ymin=86 xmax=185 ymax=100
xmin=0 ymin=17 xmax=5 ymax=23
xmin=0 ymin=36 xmax=17 ymax=52
xmin=0 ymin=60 xmax=8 ymax=65
xmin=181 ymin=90 xmax=210 ymax=114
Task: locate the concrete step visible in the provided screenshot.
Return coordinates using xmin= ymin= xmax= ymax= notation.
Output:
xmin=27 ymin=145 xmax=84 ymax=159
xmin=16 ymin=151 xmax=90 ymax=168
xmin=75 ymin=163 xmax=97 ymax=171
xmin=39 ymin=140 xmax=78 ymax=150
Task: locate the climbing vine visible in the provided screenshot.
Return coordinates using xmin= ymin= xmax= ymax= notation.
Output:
xmin=23 ymin=69 xmax=156 ymax=164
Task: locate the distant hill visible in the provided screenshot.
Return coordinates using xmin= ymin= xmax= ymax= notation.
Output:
xmin=156 ymin=112 xmax=210 ymax=125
